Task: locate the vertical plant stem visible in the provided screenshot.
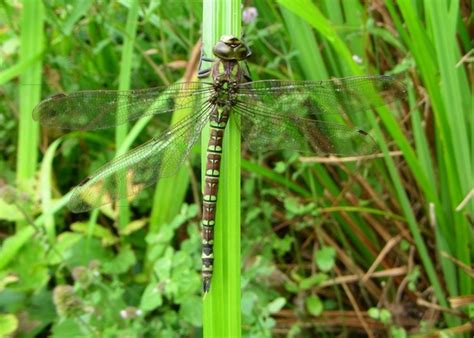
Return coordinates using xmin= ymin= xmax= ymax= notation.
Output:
xmin=115 ymin=0 xmax=139 ymax=229
xmin=17 ymin=0 xmax=44 ymax=229
xmin=202 ymin=1 xmax=241 ymax=337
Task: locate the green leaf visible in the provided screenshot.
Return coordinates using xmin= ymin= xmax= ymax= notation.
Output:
xmin=51 ymin=318 xmax=85 ymax=337
xmin=267 ymin=297 xmax=286 ymax=314
xmin=390 ymin=326 xmax=407 ymax=338
xmin=61 ymin=0 xmax=94 ymax=35
xmin=14 ymin=240 xmax=50 ymax=291
xmin=241 ymin=291 xmax=257 ymax=315
xmin=119 ymin=218 xmax=148 ymax=236
xmin=284 ymin=197 xmax=299 ymax=214
xmin=153 ymin=247 xmax=174 ymax=281
xmin=314 ymin=246 xmax=336 ymax=272
xmin=39 ymin=137 xmax=62 ymax=241
xmin=273 ymin=161 xmax=286 ymax=173
xmin=0 ymin=313 xmax=18 ymax=335
xmin=139 ymin=282 xmax=163 ymax=312
xmin=299 ymin=273 xmax=328 ymax=290
xmin=284 ymin=197 xmax=316 ymax=216
xmin=47 ymin=232 xmax=83 ymax=265
xmin=367 ymin=307 xmax=380 ymax=319
xmin=179 ymin=296 xmax=202 ymax=326
xmin=71 ymin=222 xmax=118 ymax=246
xmin=379 ymin=309 xmax=392 ymax=324
xmin=102 ymin=246 xmax=136 ymax=275
xmin=0 ymin=198 xmax=23 ymax=221
xmin=306 ymin=294 xmax=323 ymax=316
xmin=272 ymin=234 xmax=294 ymax=256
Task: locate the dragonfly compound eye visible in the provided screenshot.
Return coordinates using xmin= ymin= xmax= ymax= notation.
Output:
xmin=213 ymin=39 xmax=251 ymax=61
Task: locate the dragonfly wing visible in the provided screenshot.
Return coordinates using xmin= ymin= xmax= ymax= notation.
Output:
xmin=68 ymin=101 xmax=212 ymax=213
xmin=234 ymin=102 xmax=376 ymax=155
xmin=33 ymin=81 xmax=213 ymax=130
xmin=234 ymin=75 xmax=405 ymax=155
xmin=236 ymin=75 xmax=406 ymax=118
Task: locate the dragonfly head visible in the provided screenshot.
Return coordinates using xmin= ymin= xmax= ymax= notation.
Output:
xmin=213 ymin=35 xmax=252 ymax=61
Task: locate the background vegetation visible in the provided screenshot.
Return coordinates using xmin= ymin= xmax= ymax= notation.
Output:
xmin=0 ymin=0 xmax=472 ymax=337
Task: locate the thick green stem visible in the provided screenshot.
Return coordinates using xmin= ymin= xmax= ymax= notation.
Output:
xmin=201 ymin=1 xmax=242 ymax=337
xmin=17 ymin=0 xmax=44 ymax=229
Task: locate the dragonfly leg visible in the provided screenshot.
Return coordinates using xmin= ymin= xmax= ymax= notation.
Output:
xmin=198 ymin=47 xmax=215 ymax=79
xmin=198 ymin=68 xmax=211 ymax=79
xmin=242 ymin=60 xmax=253 ymax=82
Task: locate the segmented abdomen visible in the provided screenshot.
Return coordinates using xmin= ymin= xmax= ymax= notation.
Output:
xmin=201 ymin=104 xmax=229 ymax=293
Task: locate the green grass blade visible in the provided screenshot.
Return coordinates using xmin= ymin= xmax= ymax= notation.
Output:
xmin=0 ymin=51 xmax=43 ymax=85
xmin=149 ymin=103 xmax=192 ymax=234
xmin=241 ymin=159 xmax=311 ymax=197
xmin=115 ymin=0 xmax=139 ymax=229
xmin=0 ymin=192 xmax=72 ymax=270
xmin=369 ymin=105 xmax=450 ymax=308
xmin=385 ymin=0 xmax=460 ymax=304
xmin=426 ymin=0 xmax=472 ymax=297
xmin=278 ymin=0 xmax=360 ymax=75
xmin=393 ymin=0 xmax=470 ymax=325
xmin=202 ymin=1 xmax=241 ymax=337
xmin=16 ymin=0 xmax=44 ymax=228
xmin=39 ymin=138 xmax=62 ymax=242
xmin=280 ymin=6 xmax=328 ymax=80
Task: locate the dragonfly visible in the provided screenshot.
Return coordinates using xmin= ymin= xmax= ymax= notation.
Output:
xmin=33 ymin=35 xmax=406 ymax=293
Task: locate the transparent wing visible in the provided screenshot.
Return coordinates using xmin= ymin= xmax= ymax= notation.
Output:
xmin=234 ymin=102 xmax=376 ymax=155
xmin=236 ymin=75 xmax=406 ymax=118
xmin=68 ymin=101 xmax=212 ymax=213
xmin=33 ymin=82 xmax=213 ymax=130
xmin=233 ymin=75 xmax=405 ymax=155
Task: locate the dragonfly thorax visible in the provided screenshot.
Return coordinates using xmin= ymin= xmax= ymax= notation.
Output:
xmin=210 ymin=79 xmax=238 ymax=106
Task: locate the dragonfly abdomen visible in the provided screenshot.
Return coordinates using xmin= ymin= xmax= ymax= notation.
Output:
xmin=201 ymin=103 xmax=232 ymax=293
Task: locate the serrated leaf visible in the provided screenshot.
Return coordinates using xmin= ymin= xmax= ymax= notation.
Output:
xmin=140 ymin=282 xmax=163 ymax=311
xmin=179 ymin=296 xmax=202 ymax=326
xmin=102 ymin=246 xmax=136 ymax=275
